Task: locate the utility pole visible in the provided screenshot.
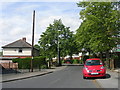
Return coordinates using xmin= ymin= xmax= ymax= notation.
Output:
xmin=31 ymin=10 xmax=35 ymax=72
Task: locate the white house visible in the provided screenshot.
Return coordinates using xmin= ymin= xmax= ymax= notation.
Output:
xmin=2 ymin=37 xmax=39 ymax=58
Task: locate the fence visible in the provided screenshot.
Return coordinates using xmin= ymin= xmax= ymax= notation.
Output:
xmin=0 ymin=62 xmax=18 ymax=69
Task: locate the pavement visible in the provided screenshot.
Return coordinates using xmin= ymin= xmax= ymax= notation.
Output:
xmin=1 ymin=66 xmax=120 ymax=89
xmin=1 ymin=66 xmax=67 ymax=83
xmin=96 ymin=69 xmax=119 ymax=89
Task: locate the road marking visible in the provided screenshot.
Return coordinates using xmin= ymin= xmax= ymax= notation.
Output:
xmin=92 ymin=79 xmax=104 ymax=90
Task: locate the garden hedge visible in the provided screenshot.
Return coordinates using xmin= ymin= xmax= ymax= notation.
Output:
xmin=12 ymin=56 xmax=47 ymax=69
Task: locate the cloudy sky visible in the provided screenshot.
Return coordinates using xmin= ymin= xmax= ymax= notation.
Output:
xmin=0 ymin=0 xmax=83 ymax=51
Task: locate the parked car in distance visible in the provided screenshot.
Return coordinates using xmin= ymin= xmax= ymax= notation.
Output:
xmin=82 ymin=58 xmax=106 ymax=79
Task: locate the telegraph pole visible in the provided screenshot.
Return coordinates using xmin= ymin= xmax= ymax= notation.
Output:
xmin=31 ymin=10 xmax=35 ymax=72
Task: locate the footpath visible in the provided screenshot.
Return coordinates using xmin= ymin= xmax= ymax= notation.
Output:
xmin=1 ymin=66 xmax=66 ymax=83
xmin=96 ymin=69 xmax=120 ymax=89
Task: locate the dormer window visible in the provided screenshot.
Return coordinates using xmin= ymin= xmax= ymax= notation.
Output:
xmin=18 ymin=48 xmax=22 ymax=53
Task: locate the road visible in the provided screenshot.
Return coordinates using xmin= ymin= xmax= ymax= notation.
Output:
xmin=2 ymin=65 xmax=100 ymax=88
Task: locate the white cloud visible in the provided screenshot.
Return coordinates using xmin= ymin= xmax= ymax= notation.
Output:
xmin=0 ymin=2 xmax=82 ymax=51
xmin=10 ymin=27 xmax=25 ymax=36
xmin=1 ymin=0 xmax=81 ymax=2
xmin=14 ymin=4 xmax=40 ymax=13
xmin=0 ymin=15 xmax=32 ymax=47
xmin=39 ymin=15 xmax=81 ymax=33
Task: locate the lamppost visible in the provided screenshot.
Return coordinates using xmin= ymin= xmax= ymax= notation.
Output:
xmin=57 ymin=30 xmax=61 ymax=66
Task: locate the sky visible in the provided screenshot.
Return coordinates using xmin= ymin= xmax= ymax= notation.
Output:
xmin=0 ymin=0 xmax=83 ymax=51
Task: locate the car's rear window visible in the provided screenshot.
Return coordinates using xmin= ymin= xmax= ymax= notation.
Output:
xmin=85 ymin=60 xmax=102 ymax=66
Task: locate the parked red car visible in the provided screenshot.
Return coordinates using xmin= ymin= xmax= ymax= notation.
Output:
xmin=82 ymin=58 xmax=106 ymax=79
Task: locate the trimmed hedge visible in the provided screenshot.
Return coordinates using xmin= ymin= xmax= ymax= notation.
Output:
xmin=12 ymin=56 xmax=47 ymax=69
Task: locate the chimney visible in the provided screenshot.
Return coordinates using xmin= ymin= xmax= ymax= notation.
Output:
xmin=22 ymin=37 xmax=26 ymax=42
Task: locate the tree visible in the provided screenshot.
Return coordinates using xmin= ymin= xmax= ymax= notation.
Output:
xmin=37 ymin=19 xmax=77 ymax=65
xmin=60 ymin=29 xmax=79 ymax=60
xmin=76 ymin=2 xmax=120 ymax=66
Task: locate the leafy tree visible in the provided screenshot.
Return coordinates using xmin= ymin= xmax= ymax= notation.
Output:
xmin=76 ymin=2 xmax=120 ymax=61
xmin=37 ymin=19 xmax=78 ymax=65
xmin=34 ymin=44 xmax=40 ymax=50
xmin=61 ymin=29 xmax=79 ymax=59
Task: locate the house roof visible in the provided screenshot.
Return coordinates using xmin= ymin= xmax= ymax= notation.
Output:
xmin=2 ymin=38 xmax=32 ymax=48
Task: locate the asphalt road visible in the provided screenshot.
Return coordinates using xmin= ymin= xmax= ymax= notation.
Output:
xmin=2 ymin=65 xmax=100 ymax=88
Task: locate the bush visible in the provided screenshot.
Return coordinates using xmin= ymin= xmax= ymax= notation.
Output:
xmin=12 ymin=56 xmax=47 ymax=69
xmin=61 ymin=60 xmax=64 ymax=64
xmin=12 ymin=58 xmax=31 ymax=69
xmin=72 ymin=59 xmax=80 ymax=64
xmin=41 ymin=65 xmax=47 ymax=69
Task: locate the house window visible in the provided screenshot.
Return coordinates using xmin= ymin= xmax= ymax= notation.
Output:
xmin=18 ymin=48 xmax=22 ymax=53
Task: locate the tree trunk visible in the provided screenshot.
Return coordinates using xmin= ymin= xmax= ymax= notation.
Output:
xmin=49 ymin=58 xmax=52 ymax=68
xmin=70 ymin=53 xmax=73 ymax=60
xmin=45 ymin=58 xmax=49 ymax=69
xmin=110 ymin=59 xmax=112 ymax=70
xmin=106 ymin=51 xmax=110 ymax=69
xmin=88 ymin=50 xmax=91 ymax=56
xmin=111 ymin=59 xmax=115 ymax=71
xmin=100 ymin=52 xmax=103 ymax=60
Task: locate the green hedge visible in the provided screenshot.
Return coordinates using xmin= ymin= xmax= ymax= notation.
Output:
xmin=72 ymin=59 xmax=80 ymax=64
xmin=12 ymin=56 xmax=47 ymax=69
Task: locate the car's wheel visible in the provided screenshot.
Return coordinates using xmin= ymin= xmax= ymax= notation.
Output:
xmin=102 ymin=75 xmax=106 ymax=79
xmin=83 ymin=76 xmax=87 ymax=79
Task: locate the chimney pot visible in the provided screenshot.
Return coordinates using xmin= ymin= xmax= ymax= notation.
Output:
xmin=22 ymin=37 xmax=26 ymax=42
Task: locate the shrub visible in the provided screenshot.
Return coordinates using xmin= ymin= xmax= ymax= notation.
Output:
xmin=12 ymin=56 xmax=47 ymax=69
xmin=41 ymin=65 xmax=47 ymax=69
xmin=13 ymin=58 xmax=31 ymax=69
xmin=62 ymin=60 xmax=64 ymax=62
xmin=72 ymin=59 xmax=80 ymax=64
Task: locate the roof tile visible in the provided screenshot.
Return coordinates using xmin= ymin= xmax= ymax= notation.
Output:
xmin=2 ymin=39 xmax=32 ymax=48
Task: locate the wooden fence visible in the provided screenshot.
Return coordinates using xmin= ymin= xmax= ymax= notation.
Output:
xmin=0 ymin=60 xmax=18 ymax=69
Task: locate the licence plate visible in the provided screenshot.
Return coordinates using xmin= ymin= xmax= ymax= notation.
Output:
xmin=91 ymin=73 xmax=99 ymax=75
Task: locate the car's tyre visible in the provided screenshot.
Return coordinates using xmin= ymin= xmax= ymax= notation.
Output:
xmin=83 ymin=76 xmax=87 ymax=79
xmin=102 ymin=75 xmax=106 ymax=79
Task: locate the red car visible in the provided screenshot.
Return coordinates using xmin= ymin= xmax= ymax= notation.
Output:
xmin=82 ymin=58 xmax=106 ymax=79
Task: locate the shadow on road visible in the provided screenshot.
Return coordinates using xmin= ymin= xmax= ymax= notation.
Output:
xmin=84 ymin=73 xmax=111 ymax=80
xmin=0 ymin=68 xmax=21 ymax=74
